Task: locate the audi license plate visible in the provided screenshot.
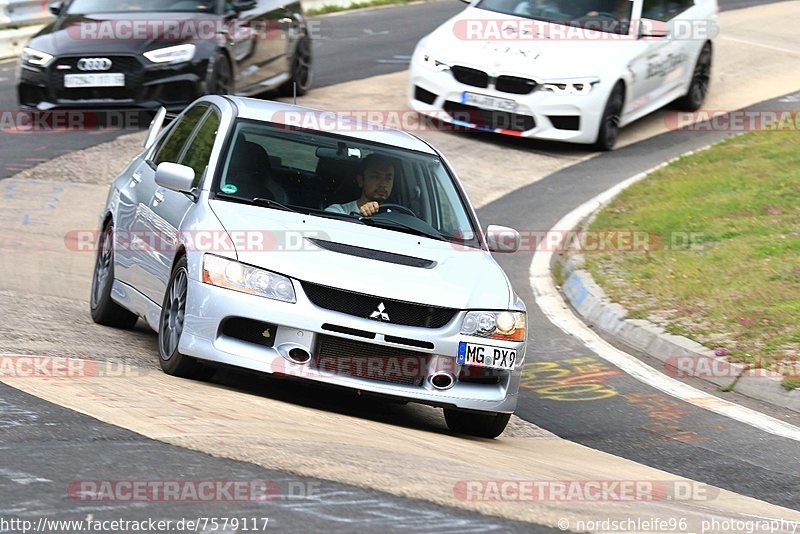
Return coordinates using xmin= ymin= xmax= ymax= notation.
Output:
xmin=64 ymin=73 xmax=125 ymax=88
xmin=457 ymin=341 xmax=516 ymax=370
xmin=462 ymin=92 xmax=517 ymax=112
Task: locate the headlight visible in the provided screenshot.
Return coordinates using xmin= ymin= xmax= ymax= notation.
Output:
xmin=203 ymin=254 xmax=296 ymax=303
xmin=21 ymin=47 xmax=54 ymax=67
xmin=144 ymin=44 xmax=196 ymax=64
xmin=461 ymin=311 xmax=526 ymax=341
xmin=416 ymin=45 xmax=450 ymax=72
xmin=538 ymin=77 xmax=600 ymax=96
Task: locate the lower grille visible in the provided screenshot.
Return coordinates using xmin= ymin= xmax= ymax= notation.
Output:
xmin=414 ymin=85 xmax=438 ymax=105
xmin=315 ymin=335 xmax=427 ymax=387
xmin=443 ymin=101 xmax=535 ymax=132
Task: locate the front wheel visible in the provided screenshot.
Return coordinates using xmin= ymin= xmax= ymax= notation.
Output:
xmin=674 ymin=42 xmax=711 ymax=111
xmin=444 ymin=409 xmax=511 ymax=439
xmin=279 ymin=36 xmax=313 ymax=97
xmin=90 ymin=222 xmax=138 ymax=329
xmin=207 ymin=53 xmax=232 ymax=96
xmin=158 ymin=256 xmax=215 ymax=380
xmin=593 ymin=82 xmax=625 ymax=151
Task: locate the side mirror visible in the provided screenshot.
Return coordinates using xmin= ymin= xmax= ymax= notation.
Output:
xmin=231 ymin=0 xmax=257 ymax=13
xmin=143 ymin=107 xmax=167 ymax=150
xmin=486 ymin=225 xmax=520 ymax=253
xmin=155 ymin=162 xmax=195 ymax=193
xmin=638 ymin=18 xmax=669 ymax=39
xmin=48 ymin=1 xmax=64 ymax=16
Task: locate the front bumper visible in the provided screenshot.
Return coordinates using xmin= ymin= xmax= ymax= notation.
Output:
xmin=179 ymin=279 xmax=524 ymax=414
xmin=17 ymin=54 xmax=210 ymax=112
xmin=408 ymin=64 xmax=608 ymax=144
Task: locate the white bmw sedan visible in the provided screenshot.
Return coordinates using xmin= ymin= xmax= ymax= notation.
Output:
xmin=409 ymin=0 xmax=718 ymax=149
xmin=91 ymin=96 xmax=526 ymax=438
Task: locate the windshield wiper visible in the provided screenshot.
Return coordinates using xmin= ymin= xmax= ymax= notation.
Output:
xmin=359 ymin=216 xmax=448 ymax=242
xmin=218 ymin=194 xmax=299 ymax=213
xmin=305 ymin=209 xmax=366 ymax=224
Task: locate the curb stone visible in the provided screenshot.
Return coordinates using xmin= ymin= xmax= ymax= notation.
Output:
xmin=556 ymin=199 xmax=800 ymax=415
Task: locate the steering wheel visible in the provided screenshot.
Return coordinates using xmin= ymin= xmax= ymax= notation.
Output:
xmin=378 ymin=203 xmax=416 ymax=217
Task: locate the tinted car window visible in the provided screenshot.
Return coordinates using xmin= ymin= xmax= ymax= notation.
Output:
xmin=181 ymin=109 xmax=221 ymax=187
xmin=217 ymin=120 xmax=480 ymax=248
xmin=153 ymin=104 xmax=208 ymax=166
xmin=476 ymin=0 xmax=633 ymax=34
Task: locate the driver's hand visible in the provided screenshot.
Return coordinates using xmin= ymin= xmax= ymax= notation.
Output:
xmin=359 ymin=201 xmax=380 ymax=216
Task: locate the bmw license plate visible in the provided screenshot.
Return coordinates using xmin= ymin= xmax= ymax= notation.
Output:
xmin=457 ymin=341 xmax=517 ymax=370
xmin=462 ymin=92 xmax=517 ymax=112
xmin=64 ymin=73 xmax=125 ymax=88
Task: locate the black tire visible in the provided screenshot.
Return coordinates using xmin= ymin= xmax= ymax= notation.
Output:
xmin=593 ymin=81 xmax=625 ymax=151
xmin=158 ymin=256 xmax=215 ymax=380
xmin=444 ymin=409 xmax=511 ymax=439
xmin=207 ymin=53 xmax=232 ymax=96
xmin=673 ymin=42 xmax=711 ymax=111
xmin=279 ymin=36 xmax=312 ymax=97
xmin=90 ymin=222 xmax=139 ymax=329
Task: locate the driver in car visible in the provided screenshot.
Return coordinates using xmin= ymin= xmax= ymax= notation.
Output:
xmin=325 ymin=154 xmax=395 ymax=216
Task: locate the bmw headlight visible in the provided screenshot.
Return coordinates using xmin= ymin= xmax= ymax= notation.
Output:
xmin=203 ymin=254 xmax=296 ymax=303
xmin=21 ymin=47 xmax=54 ymax=68
xmin=144 ymin=44 xmax=196 ymax=64
xmin=461 ymin=311 xmax=526 ymax=341
xmin=538 ymin=77 xmax=600 ymax=96
xmin=415 ymin=44 xmax=450 ymax=72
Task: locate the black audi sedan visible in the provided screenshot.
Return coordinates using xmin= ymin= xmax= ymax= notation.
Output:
xmin=18 ymin=0 xmax=313 ymax=112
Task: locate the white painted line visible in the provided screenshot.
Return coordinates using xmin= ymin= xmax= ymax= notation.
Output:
xmin=529 ymin=146 xmax=800 ymax=443
xmin=720 ymin=35 xmax=800 ymax=56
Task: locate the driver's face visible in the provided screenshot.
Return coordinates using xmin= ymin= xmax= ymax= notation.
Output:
xmin=358 ymin=161 xmax=394 ymax=202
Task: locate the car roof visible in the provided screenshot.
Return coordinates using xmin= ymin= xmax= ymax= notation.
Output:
xmin=224 ymin=96 xmax=437 ymax=155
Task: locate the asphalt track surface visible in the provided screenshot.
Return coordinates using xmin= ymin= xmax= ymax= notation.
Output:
xmin=1 ymin=0 xmax=799 ymax=529
xmin=0 ymin=381 xmax=551 ymax=533
xmin=479 ymin=91 xmax=800 ymax=511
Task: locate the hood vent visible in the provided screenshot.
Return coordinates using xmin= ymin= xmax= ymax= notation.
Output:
xmin=308 ymin=238 xmax=436 ymax=269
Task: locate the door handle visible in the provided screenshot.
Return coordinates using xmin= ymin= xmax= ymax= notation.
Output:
xmin=131 ymin=172 xmax=142 ymax=187
xmin=152 ymin=191 xmax=165 ymax=206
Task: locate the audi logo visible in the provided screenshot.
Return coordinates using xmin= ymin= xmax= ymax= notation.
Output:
xmin=77 ymin=58 xmax=112 ymax=71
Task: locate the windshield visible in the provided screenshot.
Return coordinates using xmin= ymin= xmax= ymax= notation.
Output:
xmin=215 ymin=120 xmax=481 ymax=248
xmin=475 ymin=0 xmax=633 ymax=34
xmin=67 ymin=0 xmax=219 ymax=14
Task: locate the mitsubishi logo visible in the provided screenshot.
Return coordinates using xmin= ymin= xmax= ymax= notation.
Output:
xmin=77 ymin=58 xmax=112 ymax=71
xmin=369 ymin=302 xmax=390 ymax=322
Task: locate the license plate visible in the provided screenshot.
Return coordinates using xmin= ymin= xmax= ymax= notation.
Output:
xmin=457 ymin=341 xmax=517 ymax=370
xmin=462 ymin=92 xmax=517 ymax=112
xmin=64 ymin=73 xmax=125 ymax=88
